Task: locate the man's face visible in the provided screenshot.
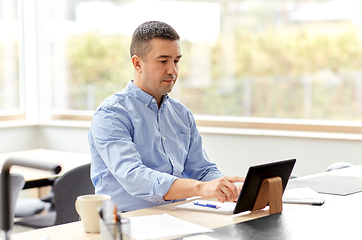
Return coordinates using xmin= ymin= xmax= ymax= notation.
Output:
xmin=133 ymin=38 xmax=182 ymax=103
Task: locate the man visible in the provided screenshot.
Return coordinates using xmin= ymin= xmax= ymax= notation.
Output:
xmin=88 ymin=21 xmax=244 ymax=212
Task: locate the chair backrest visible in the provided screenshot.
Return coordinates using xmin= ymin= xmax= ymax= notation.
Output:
xmin=52 ymin=163 xmax=94 ymax=225
xmin=0 ymin=173 xmax=25 ymax=228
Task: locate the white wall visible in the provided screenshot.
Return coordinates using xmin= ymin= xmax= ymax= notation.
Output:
xmin=37 ymin=125 xmax=91 ymax=154
xmin=1 ymin=124 xmax=361 ymax=177
xmin=201 ymin=133 xmax=362 ymax=177
xmin=0 ymin=125 xmax=39 ymax=152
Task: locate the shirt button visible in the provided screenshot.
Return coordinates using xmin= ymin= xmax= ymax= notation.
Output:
xmin=152 ymin=99 xmax=155 ymax=103
xmin=145 ymin=103 xmax=148 ymax=106
xmin=163 ymin=137 xmax=166 ymax=141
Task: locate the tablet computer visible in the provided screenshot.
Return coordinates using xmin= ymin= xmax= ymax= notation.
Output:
xmin=176 ymin=159 xmax=296 ymax=214
xmin=233 ymin=158 xmax=296 ymax=214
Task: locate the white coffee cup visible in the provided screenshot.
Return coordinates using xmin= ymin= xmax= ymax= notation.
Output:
xmin=75 ymin=194 xmax=111 ymax=233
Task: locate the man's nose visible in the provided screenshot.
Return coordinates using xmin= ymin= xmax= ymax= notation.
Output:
xmin=167 ymin=62 xmax=178 ymax=75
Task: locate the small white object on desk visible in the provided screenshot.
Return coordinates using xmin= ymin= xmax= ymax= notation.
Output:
xmin=283 ymin=187 xmax=325 ymax=205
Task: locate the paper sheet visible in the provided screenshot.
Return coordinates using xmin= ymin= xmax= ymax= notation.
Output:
xmin=128 ymin=213 xmax=213 ymax=240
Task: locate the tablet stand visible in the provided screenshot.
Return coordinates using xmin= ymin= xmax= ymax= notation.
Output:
xmin=252 ymin=176 xmax=283 ymax=215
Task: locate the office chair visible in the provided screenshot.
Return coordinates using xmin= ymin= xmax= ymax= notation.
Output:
xmin=15 ymin=197 xmax=50 ymax=218
xmin=0 ymin=173 xmax=25 ymax=229
xmin=14 ymin=163 xmax=94 ymax=228
xmin=15 ymin=184 xmax=56 ymax=219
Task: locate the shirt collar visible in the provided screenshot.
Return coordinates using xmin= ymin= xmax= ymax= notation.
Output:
xmin=126 ymin=80 xmax=169 ymax=108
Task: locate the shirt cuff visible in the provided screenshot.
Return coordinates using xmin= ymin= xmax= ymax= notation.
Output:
xmin=149 ymin=173 xmax=178 ymax=204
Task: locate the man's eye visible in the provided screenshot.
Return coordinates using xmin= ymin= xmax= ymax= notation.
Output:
xmin=160 ymin=60 xmax=167 ymax=63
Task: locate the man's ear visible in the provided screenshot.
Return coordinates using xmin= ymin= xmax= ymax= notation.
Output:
xmin=131 ymin=55 xmax=142 ymax=73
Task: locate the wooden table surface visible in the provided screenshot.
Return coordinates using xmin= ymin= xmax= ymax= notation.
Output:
xmin=10 ymin=198 xmax=303 ymax=240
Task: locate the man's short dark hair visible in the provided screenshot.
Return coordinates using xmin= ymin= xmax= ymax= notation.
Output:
xmin=130 ymin=21 xmax=180 ymax=60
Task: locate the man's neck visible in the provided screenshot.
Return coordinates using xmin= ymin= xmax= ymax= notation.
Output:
xmin=132 ymin=78 xmax=163 ymax=107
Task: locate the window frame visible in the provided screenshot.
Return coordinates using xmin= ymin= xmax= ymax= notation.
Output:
xmin=0 ymin=112 xmax=26 ymax=121
xmin=50 ymin=110 xmax=362 ymax=135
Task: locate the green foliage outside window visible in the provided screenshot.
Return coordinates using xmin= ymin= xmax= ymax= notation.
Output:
xmin=66 ymin=32 xmax=133 ymax=110
xmin=64 ymin=23 xmax=362 ymax=121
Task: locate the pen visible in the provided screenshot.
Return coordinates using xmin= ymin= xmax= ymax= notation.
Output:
xmin=194 ymin=202 xmax=221 ymax=209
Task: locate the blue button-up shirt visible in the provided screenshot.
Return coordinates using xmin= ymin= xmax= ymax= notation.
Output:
xmin=88 ymin=80 xmax=223 ymax=211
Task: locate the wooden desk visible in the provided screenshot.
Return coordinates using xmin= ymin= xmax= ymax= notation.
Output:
xmin=10 ymin=165 xmax=362 ymax=240
xmin=178 ymin=191 xmax=362 ymax=240
xmin=176 ymin=165 xmax=362 ymax=240
xmin=10 ymin=200 xmax=301 ymax=240
xmin=0 ymin=149 xmax=91 ymax=189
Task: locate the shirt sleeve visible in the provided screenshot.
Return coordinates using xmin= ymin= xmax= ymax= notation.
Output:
xmin=90 ymin=105 xmax=177 ymax=204
xmin=182 ymin=110 xmax=224 ymax=181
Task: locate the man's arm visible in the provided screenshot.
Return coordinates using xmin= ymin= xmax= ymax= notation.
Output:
xmin=163 ymin=176 xmax=245 ymax=202
xmin=90 ymin=106 xmax=179 ymax=205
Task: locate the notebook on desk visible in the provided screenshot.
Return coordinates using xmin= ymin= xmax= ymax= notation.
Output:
xmin=177 ymin=159 xmax=296 ymax=215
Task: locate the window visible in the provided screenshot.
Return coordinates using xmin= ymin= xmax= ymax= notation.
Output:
xmin=1 ymin=0 xmax=359 ymax=134
xmin=0 ymin=0 xmax=23 ymax=120
xmin=47 ymin=0 xmax=362 ymax=124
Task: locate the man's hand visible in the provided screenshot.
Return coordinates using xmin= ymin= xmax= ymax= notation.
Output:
xmin=163 ymin=176 xmax=245 ymax=202
xmin=198 ymin=176 xmax=245 ymax=202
